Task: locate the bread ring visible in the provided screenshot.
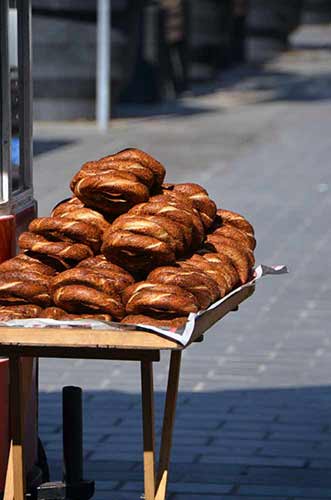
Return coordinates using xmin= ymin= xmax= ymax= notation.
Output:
xmin=178 ymin=256 xmax=229 ymax=297
xmin=55 ymin=207 xmax=110 ymax=234
xmin=148 ymin=215 xmax=186 ymax=256
xmin=109 ymin=214 xmax=183 ymax=255
xmin=24 ymin=251 xmax=72 ymax=273
xmin=69 ymin=161 xmax=102 ymax=189
xmin=108 ymin=148 xmax=166 ymax=186
xmin=73 ymin=170 xmax=149 ymax=215
xmin=130 ymin=201 xmax=193 ymax=250
xmin=77 ymin=255 xmax=135 ymax=289
xmin=213 ymin=224 xmax=256 ymax=251
xmin=124 ymin=282 xmax=198 ymax=317
xmin=19 ymin=232 xmax=93 ymax=262
xmin=0 ymin=271 xmax=50 ymax=288
xmin=78 ymin=313 xmax=112 ymax=321
xmin=29 ymin=217 xmax=102 ymax=253
xmin=205 ymin=235 xmax=251 ymax=284
xmin=41 ymin=306 xmax=112 ymax=322
xmin=121 ymin=314 xmax=187 ymax=329
xmin=122 ymin=281 xmax=156 ymax=305
xmin=53 ymin=285 xmax=123 ymax=318
xmin=77 ymin=254 xmax=135 ymax=276
xmin=207 ymin=233 xmax=255 ymax=267
xmin=170 ymin=183 xmax=217 ymax=229
xmin=0 ymin=279 xmax=51 ymax=307
xmin=51 ymin=268 xmax=122 ymax=298
xmin=151 ymin=195 xmax=204 ymax=249
xmin=0 ymin=254 xmax=56 ymax=276
xmin=148 ymin=266 xmax=220 ymax=309
xmin=98 ymin=159 xmax=155 ymax=188
xmin=51 ymin=197 xmax=85 ymax=217
xmin=102 ymin=230 xmax=176 ymax=273
xmin=216 ymin=209 xmax=255 ymax=236
xmin=77 ymin=254 xmax=134 ymax=281
xmin=41 ymin=306 xmax=74 ymax=320
xmin=0 ymin=305 xmax=43 ymax=321
xmin=202 ymin=253 xmax=240 ymax=289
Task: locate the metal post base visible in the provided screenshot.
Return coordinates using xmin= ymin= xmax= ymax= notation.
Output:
xmin=37 ymin=480 xmax=94 ymax=500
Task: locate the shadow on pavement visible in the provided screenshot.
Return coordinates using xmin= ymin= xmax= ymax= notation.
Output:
xmin=39 ymin=385 xmax=331 ymax=498
xmin=114 ymin=101 xmax=220 ymax=120
xmin=114 ymin=49 xmax=331 ymax=122
xmin=33 ymin=139 xmax=76 ymax=157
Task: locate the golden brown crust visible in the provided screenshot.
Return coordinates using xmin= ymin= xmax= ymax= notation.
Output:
xmin=108 ymin=213 xmax=186 ymax=258
xmin=213 ymin=224 xmax=256 ymax=251
xmin=216 ymin=209 xmax=255 ymax=236
xmin=41 ymin=306 xmax=73 ymax=320
xmin=207 ymin=233 xmax=255 ymax=267
xmin=77 ymin=255 xmax=135 ymax=290
xmin=148 ymin=215 xmax=185 ymax=256
xmin=108 ymin=148 xmax=166 ymax=186
xmin=110 ymin=215 xmax=177 ymax=251
xmin=51 ymin=197 xmax=85 ymax=217
xmin=73 ymin=170 xmax=150 ymax=216
xmin=53 ymin=285 xmax=122 ymax=319
xmin=19 ymin=232 xmax=93 ymax=262
xmin=205 ymin=235 xmax=251 ymax=284
xmin=51 ymin=267 xmax=114 ymax=293
xmin=179 ymin=256 xmax=229 ymax=297
xmin=55 ymin=207 xmax=110 ymax=234
xmin=151 ymin=194 xmax=205 ymax=249
xmin=202 ymin=252 xmax=240 ymax=289
xmin=78 ymin=313 xmax=112 ymax=321
xmin=29 ymin=217 xmax=102 ymax=253
xmin=0 ymin=304 xmax=43 ymax=321
xmin=171 ymin=183 xmax=217 ymax=229
xmin=23 ymin=251 xmax=72 ymax=273
xmin=41 ymin=306 xmax=112 ymax=321
xmin=124 ymin=282 xmax=198 ymax=317
xmin=0 ymin=254 xmax=56 ymax=276
xmin=102 ymin=229 xmax=176 ymax=273
xmin=51 ymin=268 xmax=125 ymax=319
xmin=130 ymin=201 xmax=194 ymax=251
xmin=0 ymin=278 xmax=51 ymax=307
xmin=0 ymin=271 xmax=50 ymax=288
xmin=121 ymin=314 xmax=187 ymax=329
xmin=97 ymin=158 xmax=155 ymax=188
xmin=148 ymin=265 xmax=220 ymax=309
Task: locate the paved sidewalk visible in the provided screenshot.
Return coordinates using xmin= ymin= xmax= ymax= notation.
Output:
xmin=35 ymin=25 xmax=331 ymax=499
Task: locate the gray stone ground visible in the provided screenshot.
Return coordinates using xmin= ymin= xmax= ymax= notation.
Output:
xmin=33 ymin=25 xmax=331 ymax=499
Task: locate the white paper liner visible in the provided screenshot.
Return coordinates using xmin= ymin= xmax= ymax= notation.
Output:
xmin=0 ymin=264 xmax=288 ymax=346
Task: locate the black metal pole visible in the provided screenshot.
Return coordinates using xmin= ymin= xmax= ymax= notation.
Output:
xmin=62 ymin=386 xmax=83 ymax=485
xmin=38 ymin=386 xmax=94 ymax=499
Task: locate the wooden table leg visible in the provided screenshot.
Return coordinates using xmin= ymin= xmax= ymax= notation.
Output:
xmin=141 ymin=361 xmax=156 ymax=500
xmin=155 ymin=351 xmax=182 ymax=500
xmin=4 ymin=357 xmax=34 ymax=500
xmin=5 ymin=356 xmax=26 ymax=500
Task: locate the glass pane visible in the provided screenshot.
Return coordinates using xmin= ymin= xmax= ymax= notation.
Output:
xmin=9 ymin=1 xmax=23 ymax=194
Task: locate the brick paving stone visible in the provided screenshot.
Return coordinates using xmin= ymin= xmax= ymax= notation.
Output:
xmin=309 ymin=460 xmax=331 ymax=469
xmin=34 ymin=23 xmax=331 ymax=500
xmin=239 ymin=485 xmax=331 ymax=497
xmin=171 ymin=496 xmax=287 ymax=500
xmin=199 ymin=455 xmax=306 ymax=467
xmin=120 ymin=481 xmax=233 ymax=494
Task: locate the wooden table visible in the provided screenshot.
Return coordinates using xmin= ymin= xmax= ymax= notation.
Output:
xmin=0 ymin=286 xmax=254 ymax=500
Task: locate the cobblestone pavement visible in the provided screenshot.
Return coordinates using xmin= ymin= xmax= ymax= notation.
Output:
xmin=34 ymin=25 xmax=331 ymax=499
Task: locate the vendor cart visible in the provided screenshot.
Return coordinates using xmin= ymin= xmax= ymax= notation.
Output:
xmin=0 ymin=0 xmax=40 ymax=495
xmin=0 ymin=285 xmax=255 ymax=500
xmin=0 ymin=1 xmax=285 ymax=498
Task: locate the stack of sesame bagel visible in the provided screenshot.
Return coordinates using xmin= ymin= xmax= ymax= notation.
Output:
xmin=0 ymin=148 xmax=255 ymax=327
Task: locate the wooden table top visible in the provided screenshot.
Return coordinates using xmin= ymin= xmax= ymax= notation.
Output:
xmin=0 ymin=286 xmax=254 ymax=360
